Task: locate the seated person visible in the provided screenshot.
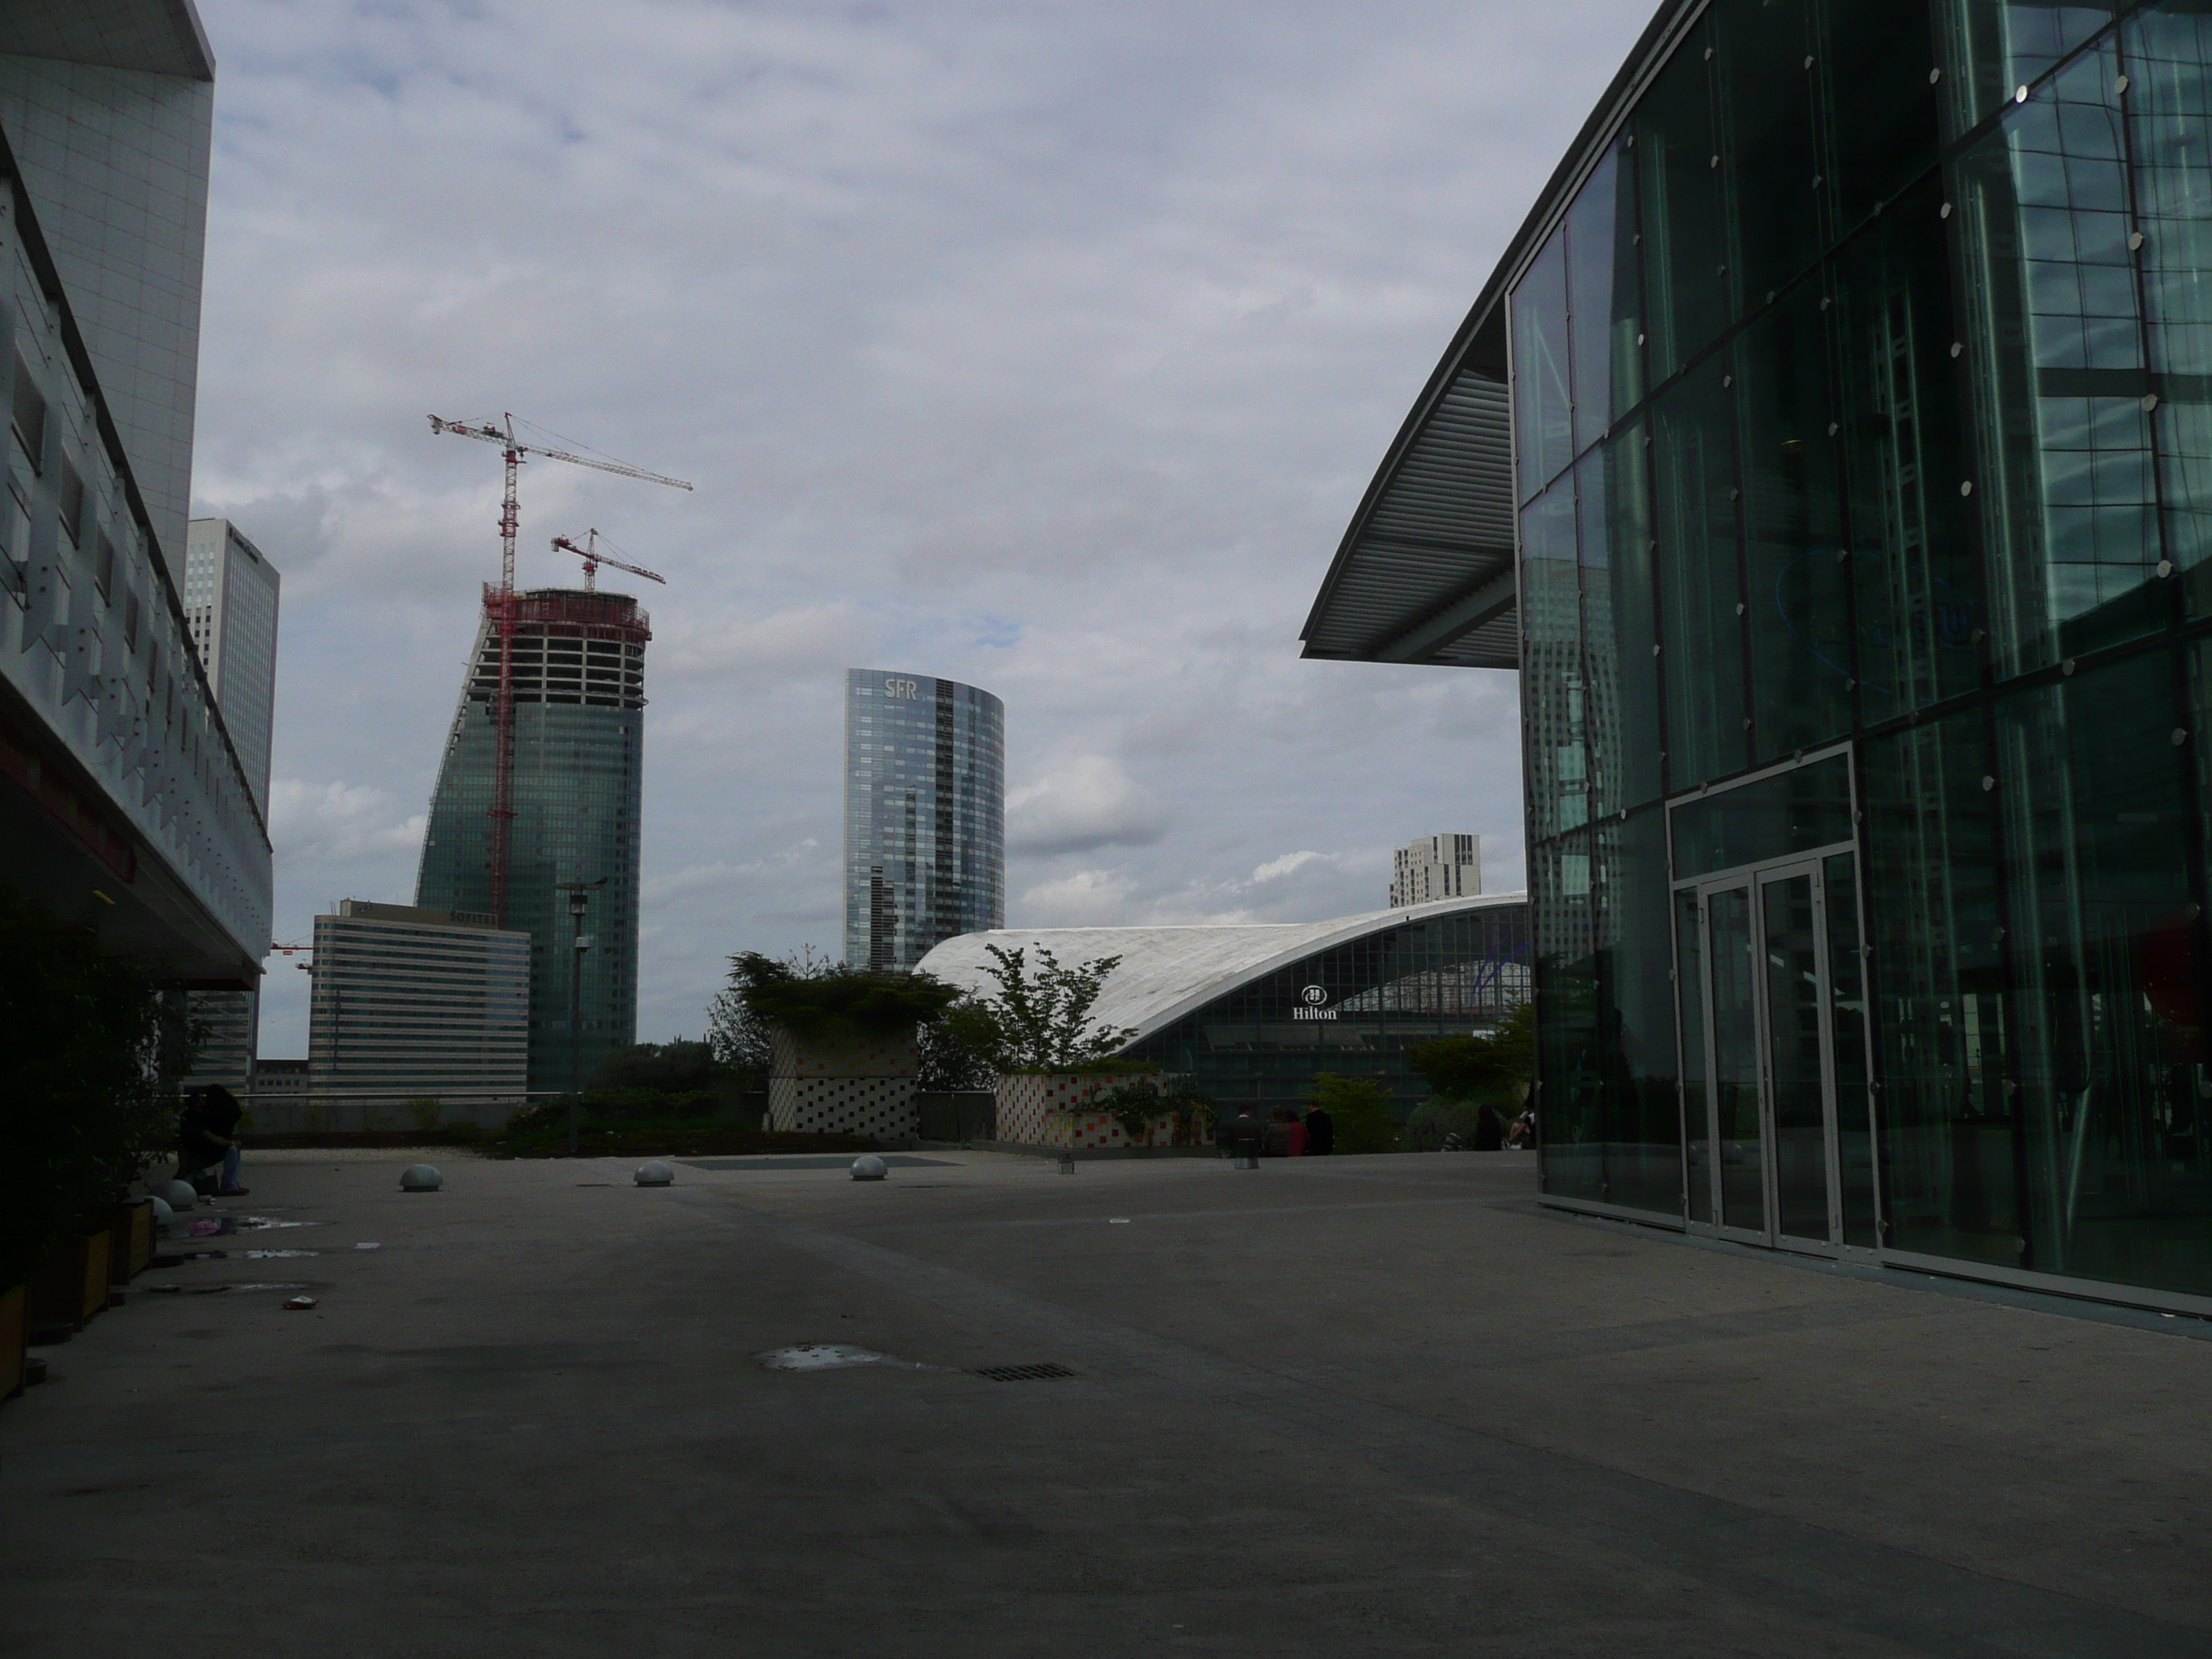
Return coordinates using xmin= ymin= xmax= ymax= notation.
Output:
xmin=177 ymin=1084 xmax=249 ymax=1196
xmin=1262 ymin=1105 xmax=1308 ymax=1157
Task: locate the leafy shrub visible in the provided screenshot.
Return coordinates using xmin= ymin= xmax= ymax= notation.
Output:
xmin=1306 ymin=1072 xmax=1400 ymax=1154
xmin=728 ymin=951 xmax=961 ymax=1041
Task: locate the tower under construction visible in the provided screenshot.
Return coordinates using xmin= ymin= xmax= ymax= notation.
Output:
xmin=416 ymin=586 xmax=648 ymax=1091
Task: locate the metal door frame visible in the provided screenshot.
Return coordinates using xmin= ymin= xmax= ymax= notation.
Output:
xmin=1677 ymin=842 xmax=1853 ymax=1254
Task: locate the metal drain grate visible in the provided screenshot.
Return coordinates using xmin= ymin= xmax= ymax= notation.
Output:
xmin=974 ymin=1362 xmax=1077 ymax=1382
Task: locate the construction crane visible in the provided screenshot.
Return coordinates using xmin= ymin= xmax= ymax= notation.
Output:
xmin=428 ymin=413 xmax=692 ymax=927
xmin=552 ymin=529 xmax=666 ymax=593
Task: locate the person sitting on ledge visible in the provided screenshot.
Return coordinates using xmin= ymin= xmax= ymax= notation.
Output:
xmin=178 ymin=1084 xmax=249 ymax=1197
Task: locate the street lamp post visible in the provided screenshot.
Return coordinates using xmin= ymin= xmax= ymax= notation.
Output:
xmin=555 ymin=878 xmax=607 ymax=1156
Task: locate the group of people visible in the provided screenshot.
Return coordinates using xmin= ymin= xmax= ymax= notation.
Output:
xmin=1226 ymin=1099 xmax=1537 ymax=1161
xmin=1226 ymin=1102 xmax=1334 ymax=1162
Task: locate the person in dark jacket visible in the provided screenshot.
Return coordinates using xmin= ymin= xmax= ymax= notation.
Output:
xmin=178 ymin=1085 xmax=248 ymax=1196
xmin=1304 ymin=1102 xmax=1335 ymax=1156
xmin=1228 ymin=1105 xmax=1262 ymax=1169
xmin=1473 ymin=1102 xmax=1506 ymax=1151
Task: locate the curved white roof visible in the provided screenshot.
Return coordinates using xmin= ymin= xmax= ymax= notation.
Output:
xmin=914 ymin=890 xmax=1527 ymax=1048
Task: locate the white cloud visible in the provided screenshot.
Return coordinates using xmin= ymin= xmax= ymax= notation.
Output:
xmin=1251 ymin=849 xmax=1330 ymax=884
xmin=268 ymin=780 xmax=426 ymax=863
xmin=1006 ymin=755 xmax=1171 ymax=855
xmin=196 ymin=0 xmax=1645 ymax=1052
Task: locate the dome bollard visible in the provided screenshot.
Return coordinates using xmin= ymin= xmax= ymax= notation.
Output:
xmin=400 ymin=1164 xmax=444 ymax=1192
xmin=850 ymin=1155 xmax=887 ymax=1182
xmin=634 ymin=1161 xmax=674 ymax=1187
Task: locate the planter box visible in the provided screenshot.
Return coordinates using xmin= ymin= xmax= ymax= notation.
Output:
xmin=0 ymin=1284 xmax=23 ymax=1403
xmin=28 ymin=1229 xmax=112 ymax=1331
xmin=767 ymin=1028 xmax=919 ymax=1140
xmin=109 ymin=1200 xmax=153 ymax=1284
xmin=994 ymin=1074 xmax=1213 ymax=1150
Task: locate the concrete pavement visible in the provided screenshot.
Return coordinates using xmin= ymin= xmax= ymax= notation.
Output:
xmin=2 ymin=1147 xmax=2207 ymax=1656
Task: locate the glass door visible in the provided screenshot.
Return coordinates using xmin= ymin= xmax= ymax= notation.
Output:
xmin=1678 ymin=854 xmax=1865 ymax=1250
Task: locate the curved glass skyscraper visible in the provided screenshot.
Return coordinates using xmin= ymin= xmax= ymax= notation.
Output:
xmin=417 ymin=587 xmax=647 ymax=1089
xmin=845 ymin=669 xmax=1004 ymax=970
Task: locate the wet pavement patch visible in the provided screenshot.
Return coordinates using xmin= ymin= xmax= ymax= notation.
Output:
xmin=757 ymin=1344 xmax=932 ymax=1372
xmin=683 ymin=1156 xmax=956 ymax=1172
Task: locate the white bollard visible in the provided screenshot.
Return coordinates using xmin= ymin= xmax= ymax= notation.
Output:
xmin=634 ymin=1161 xmax=675 ymax=1187
xmin=850 ymin=1155 xmax=888 ymax=1182
xmin=400 ymin=1164 xmax=443 ymax=1192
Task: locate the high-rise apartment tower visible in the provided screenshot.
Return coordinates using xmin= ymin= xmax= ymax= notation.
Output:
xmin=845 ymin=670 xmax=1004 ymax=971
xmin=416 ymin=588 xmax=647 ymax=1090
xmin=182 ymin=518 xmax=279 ymax=814
xmin=1390 ymin=835 xmax=1481 ymax=909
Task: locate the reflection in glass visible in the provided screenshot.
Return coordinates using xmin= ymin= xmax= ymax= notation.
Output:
xmin=1567 ymin=143 xmax=1643 ymax=454
xmin=1597 ymin=810 xmax=1683 ymax=1214
xmin=1861 ymin=714 xmax=2020 ymax=1266
xmin=1655 ymin=356 xmax=1748 ymax=788
xmin=1938 ymin=0 xmax=2115 ymax=140
xmin=1537 ymin=833 xmax=1603 ymax=1201
xmin=1714 ymin=0 xmax=1822 ymax=306
xmin=1636 ymin=21 xmax=1730 ymax=382
xmin=1826 ymin=852 xmax=1879 ymax=1247
xmin=1523 ymin=482 xmax=1585 ymax=843
xmin=1709 ymin=886 xmax=1768 ymax=1233
xmin=2128 ymin=6 xmax=2212 ymax=613
xmin=1765 ymin=871 xmax=1833 ymax=1241
xmin=1738 ymin=293 xmax=1853 ymax=757
xmin=1671 ymin=753 xmax=1853 ymax=880
xmin=1511 ymin=230 xmax=1573 ymax=501
xmin=1956 ymin=42 xmax=2163 ymax=675
xmin=1580 ymin=433 xmax=1661 ymax=818
xmin=1678 ymin=887 xmax=1714 ymax=1224
xmin=2001 ymin=652 xmax=2212 ymax=1296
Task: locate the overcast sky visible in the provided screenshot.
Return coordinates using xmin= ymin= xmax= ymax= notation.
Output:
xmin=186 ymin=0 xmax=1654 ymax=1058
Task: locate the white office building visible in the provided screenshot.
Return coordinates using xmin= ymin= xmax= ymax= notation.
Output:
xmin=1390 ymin=835 xmax=1481 ymax=908
xmin=306 ymin=900 xmax=531 ymax=1130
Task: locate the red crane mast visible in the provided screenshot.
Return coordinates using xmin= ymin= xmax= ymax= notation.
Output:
xmin=427 ymin=413 xmax=691 ymax=926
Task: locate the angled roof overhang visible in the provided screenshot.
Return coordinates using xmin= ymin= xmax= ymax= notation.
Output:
xmin=0 ymin=1 xmax=215 ymax=81
xmin=914 ymin=891 xmax=1528 ymax=1050
xmin=1299 ymin=0 xmax=1703 ymax=673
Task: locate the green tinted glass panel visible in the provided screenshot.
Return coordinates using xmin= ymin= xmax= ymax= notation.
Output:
xmin=1568 ymin=143 xmax=1643 ymax=454
xmin=1860 ymin=711 xmax=2018 ymax=1267
xmin=1709 ymin=885 xmax=1768 ymax=1231
xmin=1825 ymin=852 xmax=1879 ymax=1248
xmin=1523 ymin=480 xmax=1586 ymax=842
xmin=1672 ymin=754 xmax=1853 ymax=879
xmin=1597 ymin=808 xmax=1683 ymax=1215
xmin=1580 ymin=431 xmax=1662 ymax=817
xmin=1939 ymin=0 xmax=2115 ymax=140
xmin=2002 ymin=649 xmax=2212 ymax=1297
xmin=1512 ymin=230 xmax=1574 ymax=501
xmin=1832 ymin=173 xmax=1984 ymax=716
xmin=1819 ymin=0 xmax=1940 ymax=225
xmin=1654 ymin=355 xmax=1748 ymax=786
xmin=1715 ymin=0 xmax=1824 ymax=305
xmin=1676 ymin=886 xmax=1714 ymax=1224
xmin=1637 ymin=22 xmax=1731 ymax=382
xmin=1763 ymin=870 xmax=1833 ymax=1240
xmin=1739 ymin=289 xmax=1854 ymax=758
xmin=1537 ymin=832 xmax=1603 ymax=1200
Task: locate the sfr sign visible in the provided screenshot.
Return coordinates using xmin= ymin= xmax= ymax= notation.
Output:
xmin=884 ymin=678 xmax=920 ymax=700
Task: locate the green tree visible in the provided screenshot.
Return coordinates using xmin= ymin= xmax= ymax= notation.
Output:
xmin=706 ymin=947 xmax=830 ymax=1084
xmin=0 ymin=894 xmax=197 ymax=1288
xmin=1306 ymin=1072 xmax=1400 ymax=1154
xmin=1404 ymin=1001 xmax=1536 ymax=1106
xmin=961 ymin=945 xmax=1136 ymax=1071
xmin=590 ymin=1038 xmax=725 ymax=1094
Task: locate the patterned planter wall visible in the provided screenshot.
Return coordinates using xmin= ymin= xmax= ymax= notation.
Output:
xmin=993 ymin=1073 xmax=1213 ymax=1150
xmin=768 ymin=1028 xmax=919 ymax=1140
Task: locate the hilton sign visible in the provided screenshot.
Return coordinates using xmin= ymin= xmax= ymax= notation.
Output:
xmin=1292 ymin=984 xmax=1338 ymax=1022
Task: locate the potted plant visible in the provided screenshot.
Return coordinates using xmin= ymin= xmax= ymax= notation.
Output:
xmin=728 ymin=951 xmax=962 ymax=1139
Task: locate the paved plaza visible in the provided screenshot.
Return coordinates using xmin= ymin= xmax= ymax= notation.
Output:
xmin=2 ymin=1148 xmax=2208 ymax=1657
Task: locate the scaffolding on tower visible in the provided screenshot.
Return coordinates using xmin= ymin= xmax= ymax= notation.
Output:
xmin=428 ymin=413 xmax=691 ymax=926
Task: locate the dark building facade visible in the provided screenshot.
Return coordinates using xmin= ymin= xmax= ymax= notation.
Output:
xmin=1305 ymin=0 xmax=2212 ymax=1313
xmin=844 ymin=668 xmax=1004 ymax=971
xmin=416 ymin=588 xmax=646 ymax=1091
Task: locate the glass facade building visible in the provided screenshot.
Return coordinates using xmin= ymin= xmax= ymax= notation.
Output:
xmin=1306 ymin=0 xmax=2212 ymax=1313
xmin=416 ymin=588 xmax=646 ymax=1092
xmin=845 ymin=668 xmax=1005 ymax=971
